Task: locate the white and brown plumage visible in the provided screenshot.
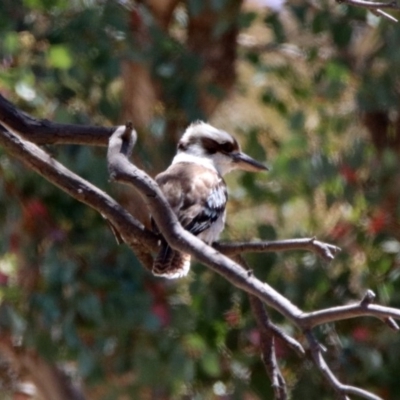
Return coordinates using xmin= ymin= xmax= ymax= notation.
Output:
xmin=153 ymin=121 xmax=267 ymax=279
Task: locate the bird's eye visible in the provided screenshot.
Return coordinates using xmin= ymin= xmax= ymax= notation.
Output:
xmin=200 ymin=138 xmax=218 ymax=154
xmin=220 ymin=142 xmax=234 ymax=153
xmin=178 ymin=142 xmax=187 ymax=151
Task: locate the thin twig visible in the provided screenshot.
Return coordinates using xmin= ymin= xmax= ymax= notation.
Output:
xmin=215 ymin=237 xmax=340 ymax=262
xmin=305 ymin=331 xmax=383 ymax=400
xmin=336 ymin=0 xmax=399 ymax=9
xmin=336 ymin=0 xmax=399 ymax=21
xmin=233 ymin=255 xmax=289 ymax=400
xmin=301 ymin=299 xmax=400 ymax=328
xmin=373 ymin=8 xmax=398 ymax=21
xmin=235 ymin=255 xmax=305 ymax=357
xmin=360 ymin=289 xmax=376 ymax=306
xmin=250 ymin=296 xmax=288 ymax=400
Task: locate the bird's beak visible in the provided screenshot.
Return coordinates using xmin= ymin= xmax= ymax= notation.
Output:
xmin=231 ymin=152 xmax=269 ymax=172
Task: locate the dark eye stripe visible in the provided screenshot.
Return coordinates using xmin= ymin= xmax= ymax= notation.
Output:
xmin=200 ymin=137 xmax=219 ymax=154
xmin=220 ymin=142 xmax=234 ymax=153
xmin=200 ymin=137 xmax=239 ymax=155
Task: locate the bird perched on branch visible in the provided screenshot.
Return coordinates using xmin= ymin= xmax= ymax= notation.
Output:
xmin=153 ymin=121 xmax=268 ymax=278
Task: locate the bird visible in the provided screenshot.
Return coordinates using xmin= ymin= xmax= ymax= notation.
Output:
xmin=152 ymin=121 xmax=268 ymax=279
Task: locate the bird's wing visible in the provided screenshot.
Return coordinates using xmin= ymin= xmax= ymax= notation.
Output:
xmin=183 ymin=180 xmax=227 ymax=235
xmin=155 ymin=163 xmax=227 ymax=236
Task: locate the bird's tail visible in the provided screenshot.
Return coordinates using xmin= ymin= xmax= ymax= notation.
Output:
xmin=153 ymin=241 xmax=191 ymax=279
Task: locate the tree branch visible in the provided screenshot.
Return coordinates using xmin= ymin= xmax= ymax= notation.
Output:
xmin=106 ymin=123 xmax=400 ymax=400
xmin=215 ymin=237 xmax=340 ymax=261
xmin=107 ymin=124 xmax=307 ymax=322
xmin=0 ymin=124 xmax=158 ymax=269
xmin=337 ymin=0 xmax=399 ymax=10
xmin=0 ymin=94 xmax=114 ymax=146
xmin=234 ymin=255 xmax=305 ymax=357
xmin=301 ymin=300 xmax=400 ymax=328
xmin=234 ymin=255 xmax=302 ymax=400
xmin=249 ymin=294 xmax=288 ymax=400
xmin=1 ymin=95 xmax=399 ymax=400
xmin=336 ymin=0 xmax=399 ymax=22
xmin=305 ymin=331 xmax=383 ymax=400
xmin=106 ymin=124 xmax=400 ymax=330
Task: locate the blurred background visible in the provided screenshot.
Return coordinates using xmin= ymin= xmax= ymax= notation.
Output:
xmin=1 ymin=0 xmax=400 ymax=398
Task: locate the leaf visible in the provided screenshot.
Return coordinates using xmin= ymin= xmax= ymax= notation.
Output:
xmin=3 ymin=32 xmax=19 ymax=54
xmin=47 ymin=45 xmax=72 ymax=69
xmin=23 ymin=0 xmax=68 ymax=11
xmin=331 ymin=21 xmax=352 ymax=48
xmin=264 ymin=14 xmax=286 ymax=43
xmin=76 ymin=293 xmax=103 ymax=324
xmin=201 ymin=350 xmax=221 ymax=377
xmin=239 ymin=11 xmax=257 ymax=29
xmin=257 ymin=224 xmax=277 ymax=241
xmin=183 ymin=333 xmax=207 ymax=358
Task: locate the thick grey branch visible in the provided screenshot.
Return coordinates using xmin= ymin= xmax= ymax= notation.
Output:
xmin=1 ymin=96 xmax=399 ymax=400
xmin=0 ymin=94 xmax=114 ymax=146
xmin=107 ymin=124 xmax=400 ymax=331
xmin=0 ymin=125 xmax=158 ymax=269
xmin=107 ymin=124 xmax=400 ymax=400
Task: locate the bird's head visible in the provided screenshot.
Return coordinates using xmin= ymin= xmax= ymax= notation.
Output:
xmin=177 ymin=121 xmax=268 ymax=176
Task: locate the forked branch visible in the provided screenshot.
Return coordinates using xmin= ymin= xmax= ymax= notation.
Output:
xmin=1 ymin=97 xmax=400 ymax=400
xmin=106 ymin=123 xmax=400 ymax=400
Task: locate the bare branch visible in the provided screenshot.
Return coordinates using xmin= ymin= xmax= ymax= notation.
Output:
xmin=1 ymin=96 xmax=399 ymax=400
xmin=251 ymin=297 xmax=288 ymax=399
xmin=107 ymin=124 xmax=307 ymax=321
xmin=106 ymin=125 xmax=400 ymax=326
xmin=249 ymin=294 xmax=289 ymax=400
xmin=360 ymin=289 xmax=376 ymax=306
xmin=383 ymin=317 xmax=400 ymax=331
xmin=336 ymin=0 xmax=399 ymax=9
xmin=359 ymin=291 xmax=400 ymax=331
xmin=373 ymin=8 xmax=399 ymax=21
xmin=106 ymin=125 xmax=400 ymax=400
xmin=336 ymin=0 xmax=399 ymax=21
xmin=0 ymin=94 xmax=114 ymax=146
xmin=252 ymin=298 xmax=306 ymax=357
xmin=234 ymin=255 xmax=305 ymax=357
xmin=305 ymin=331 xmax=383 ymax=400
xmin=301 ymin=300 xmax=400 ymax=328
xmin=215 ymin=237 xmax=340 ymax=262
xmin=232 ymin=255 xmax=295 ymax=399
xmin=0 ymin=125 xmax=158 ymax=269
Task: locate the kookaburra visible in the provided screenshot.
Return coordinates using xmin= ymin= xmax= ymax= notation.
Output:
xmin=153 ymin=121 xmax=267 ymax=278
